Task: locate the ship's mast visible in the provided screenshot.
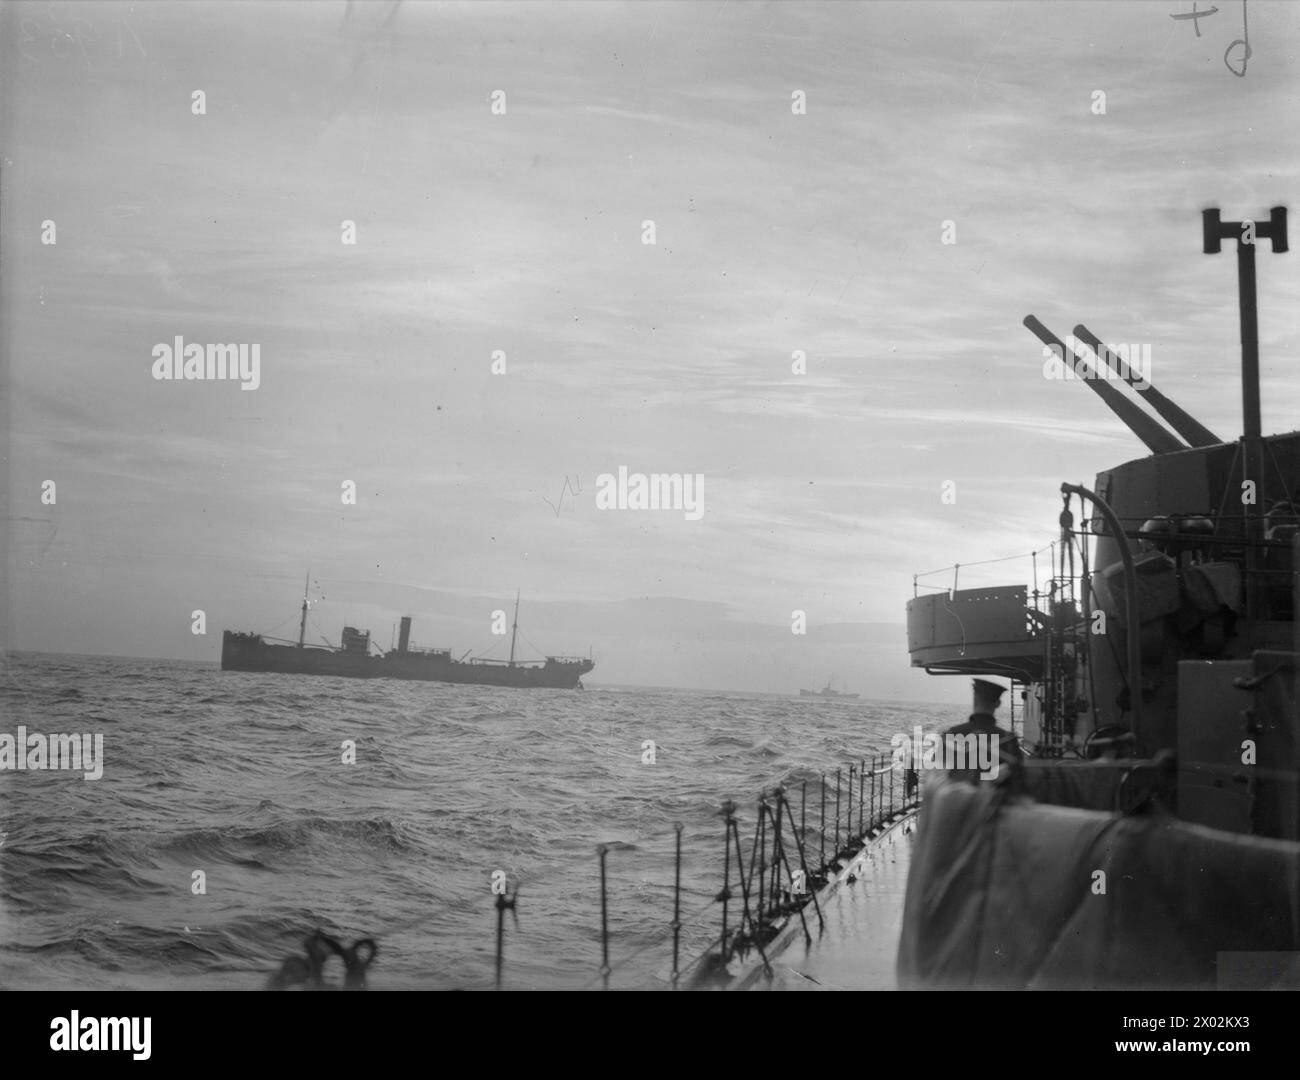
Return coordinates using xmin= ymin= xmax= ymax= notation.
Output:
xmin=1202 ymin=206 xmax=1289 ymax=620
xmin=298 ymin=570 xmax=309 ymax=648
xmin=508 ymin=590 xmax=520 ymax=667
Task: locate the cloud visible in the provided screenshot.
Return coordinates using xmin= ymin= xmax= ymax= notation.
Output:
xmin=4 ymin=0 xmax=1297 ymax=697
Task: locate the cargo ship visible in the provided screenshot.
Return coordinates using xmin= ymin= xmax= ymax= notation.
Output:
xmin=221 ymin=583 xmax=594 ymax=689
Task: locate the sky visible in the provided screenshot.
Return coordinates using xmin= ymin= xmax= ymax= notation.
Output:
xmin=2 ymin=0 xmax=1299 ymax=702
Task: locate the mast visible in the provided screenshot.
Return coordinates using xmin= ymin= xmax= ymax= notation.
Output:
xmin=508 ymin=590 xmax=520 ymax=667
xmin=1202 ymin=206 xmax=1289 ymax=621
xmin=298 ymin=570 xmax=309 ymax=648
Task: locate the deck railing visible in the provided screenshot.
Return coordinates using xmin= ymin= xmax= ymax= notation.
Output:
xmin=563 ymin=752 xmax=924 ymax=990
xmin=267 ymin=752 xmax=924 ymax=991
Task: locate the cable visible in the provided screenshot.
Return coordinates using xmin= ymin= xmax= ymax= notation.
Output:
xmin=257 ymin=611 xmax=303 ymax=639
xmin=308 ymin=615 xmax=333 ymax=648
xmin=914 ymin=540 xmax=1057 ymax=581
xmin=518 ymin=628 xmax=547 ymax=660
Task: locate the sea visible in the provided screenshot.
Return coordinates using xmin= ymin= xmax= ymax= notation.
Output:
xmin=0 ymin=652 xmax=949 ymax=990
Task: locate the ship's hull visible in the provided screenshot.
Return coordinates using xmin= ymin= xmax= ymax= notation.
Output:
xmin=221 ymin=632 xmax=592 ymax=688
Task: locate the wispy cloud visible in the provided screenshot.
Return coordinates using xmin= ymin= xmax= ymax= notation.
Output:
xmin=3 ymin=0 xmax=1297 ymax=698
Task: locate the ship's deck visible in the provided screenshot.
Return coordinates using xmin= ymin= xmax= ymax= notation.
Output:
xmin=733 ymin=812 xmax=916 ymax=991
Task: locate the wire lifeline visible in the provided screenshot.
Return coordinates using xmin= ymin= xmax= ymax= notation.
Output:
xmin=913 ymin=540 xmax=1058 ymax=581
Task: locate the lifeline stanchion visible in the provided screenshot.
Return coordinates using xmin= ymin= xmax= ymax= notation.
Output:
xmin=494 ymin=881 xmax=518 ymax=991
xmin=764 ymin=793 xmax=811 ymax=946
xmin=869 ymin=757 xmax=877 ymax=833
xmin=858 ymin=758 xmax=865 ymax=841
xmin=740 ymin=807 xmax=760 ymax=940
xmin=857 ymin=758 xmax=868 ymax=836
xmin=768 ymin=790 xmax=782 ymax=918
xmin=778 ymin=787 xmax=824 ymax=933
xmin=877 ymin=755 xmax=885 ymax=825
xmin=718 ymin=801 xmax=735 ymax=958
xmin=597 ymin=843 xmax=611 ymax=991
xmin=880 ymin=755 xmax=887 ymax=822
xmin=819 ymin=772 xmax=826 ymax=873
xmin=762 ymin=792 xmax=775 ymax=920
xmin=800 ymin=779 xmax=807 ymax=847
xmin=847 ymin=763 xmax=856 ymax=849
xmin=833 ymin=767 xmax=842 ymax=861
xmin=890 ymin=759 xmax=895 ymax=818
xmin=718 ymin=803 xmax=768 ymax=973
xmin=671 ymin=823 xmax=683 ymax=990
xmin=590 ymin=754 xmax=928 ymax=990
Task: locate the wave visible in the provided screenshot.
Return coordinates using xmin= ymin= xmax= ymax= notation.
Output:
xmin=155 ymin=816 xmax=418 ymax=863
xmin=5 ymin=651 xmax=917 ymax=990
xmin=703 ymin=733 xmax=756 ymax=749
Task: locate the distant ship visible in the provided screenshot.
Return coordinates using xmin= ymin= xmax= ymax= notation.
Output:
xmin=222 ymin=580 xmax=593 ymax=689
xmin=798 ymin=676 xmax=860 ymax=700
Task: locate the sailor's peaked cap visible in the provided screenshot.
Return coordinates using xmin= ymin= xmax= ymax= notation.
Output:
xmin=972 ymin=678 xmax=1006 ymax=699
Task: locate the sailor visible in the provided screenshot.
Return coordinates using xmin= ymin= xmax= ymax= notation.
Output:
xmin=942 ymin=679 xmax=1021 ymax=786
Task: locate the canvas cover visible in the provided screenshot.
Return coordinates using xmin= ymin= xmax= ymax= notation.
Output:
xmin=897 ymin=778 xmax=1300 ymax=988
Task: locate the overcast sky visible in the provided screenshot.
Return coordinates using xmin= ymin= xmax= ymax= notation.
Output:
xmin=3 ymin=0 xmax=1298 ymax=701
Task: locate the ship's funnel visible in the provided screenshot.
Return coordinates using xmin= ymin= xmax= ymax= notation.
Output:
xmin=1024 ymin=315 xmax=1186 ymax=455
xmin=398 ymin=616 xmax=412 ymax=654
xmin=1073 ymin=324 xmax=1221 ymax=448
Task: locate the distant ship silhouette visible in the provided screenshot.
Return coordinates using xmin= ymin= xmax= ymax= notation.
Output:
xmin=798 ymin=675 xmax=860 ymax=700
xmin=222 ymin=578 xmax=593 ymax=689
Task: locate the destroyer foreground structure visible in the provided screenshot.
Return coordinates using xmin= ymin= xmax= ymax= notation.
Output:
xmin=222 ymin=586 xmax=593 ymax=689
xmin=660 ymin=206 xmax=1296 ymax=992
xmin=898 ymin=206 xmax=1299 ymax=987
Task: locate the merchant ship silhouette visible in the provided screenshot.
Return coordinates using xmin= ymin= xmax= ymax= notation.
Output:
xmin=222 ymin=582 xmax=593 ymax=689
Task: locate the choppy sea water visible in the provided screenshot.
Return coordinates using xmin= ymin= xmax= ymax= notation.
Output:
xmin=0 ymin=652 xmax=948 ymax=990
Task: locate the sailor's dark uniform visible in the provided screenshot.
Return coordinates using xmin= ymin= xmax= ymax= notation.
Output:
xmin=941 ymin=712 xmax=1021 ymax=785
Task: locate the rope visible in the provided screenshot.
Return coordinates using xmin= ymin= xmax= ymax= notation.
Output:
xmin=914 ymin=540 xmax=1057 ymax=581
xmin=518 ymin=628 xmax=547 ymax=660
xmin=476 ymin=635 xmax=506 ymax=659
xmin=308 ymin=614 xmax=333 ymax=648
xmin=257 ymin=611 xmax=303 ymax=639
